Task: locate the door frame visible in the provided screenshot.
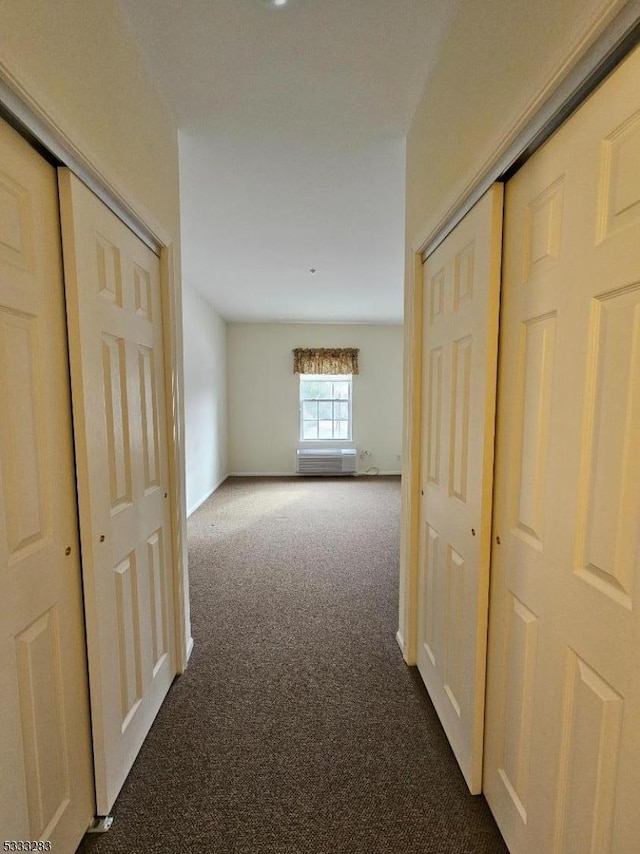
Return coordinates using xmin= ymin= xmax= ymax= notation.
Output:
xmin=0 ymin=63 xmax=192 ymax=674
xmin=398 ymin=0 xmax=640 ymax=665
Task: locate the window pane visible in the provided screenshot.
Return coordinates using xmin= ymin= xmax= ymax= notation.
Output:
xmin=317 ymin=382 xmax=333 ymax=399
xmin=335 ymin=401 xmax=348 ymax=420
xmin=333 ymin=382 xmax=350 ymax=399
xmin=301 ymin=381 xmax=320 ymax=399
xmin=302 ymin=421 xmax=318 ymax=439
xmin=318 ymin=420 xmax=333 ymax=439
xmin=336 ymin=420 xmax=349 ymax=439
xmin=318 ymin=401 xmax=333 ymax=420
xmin=302 ymin=401 xmax=318 ymax=419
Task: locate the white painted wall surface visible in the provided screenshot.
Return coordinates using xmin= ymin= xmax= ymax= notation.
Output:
xmin=183 ymin=287 xmax=229 ymax=514
xmin=227 ymin=323 xmax=403 ymax=476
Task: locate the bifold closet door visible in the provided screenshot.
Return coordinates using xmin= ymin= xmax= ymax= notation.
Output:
xmin=59 ymin=170 xmax=177 ymax=815
xmin=416 ymin=184 xmax=503 ymax=793
xmin=484 ymin=45 xmax=640 ymax=853
xmin=0 ymin=122 xmax=94 ymax=847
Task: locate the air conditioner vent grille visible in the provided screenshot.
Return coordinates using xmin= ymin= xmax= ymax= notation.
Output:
xmin=296 ymin=448 xmax=357 ymax=475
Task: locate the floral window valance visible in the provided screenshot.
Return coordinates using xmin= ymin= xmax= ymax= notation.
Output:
xmin=293 ymin=348 xmax=359 ymax=375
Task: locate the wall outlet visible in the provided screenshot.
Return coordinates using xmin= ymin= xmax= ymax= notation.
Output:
xmin=359 ymin=449 xmax=372 ymax=459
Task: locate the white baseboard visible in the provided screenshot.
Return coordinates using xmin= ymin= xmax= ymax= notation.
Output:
xmin=186 ymin=636 xmax=195 ymax=661
xmin=228 ymin=470 xmax=402 ymax=478
xmin=186 ymin=473 xmax=228 ymax=517
xmin=229 ymin=471 xmax=295 ymax=477
xmin=397 ymin=630 xmax=417 ymax=666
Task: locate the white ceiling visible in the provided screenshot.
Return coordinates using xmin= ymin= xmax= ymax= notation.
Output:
xmin=115 ymin=0 xmax=457 ymax=323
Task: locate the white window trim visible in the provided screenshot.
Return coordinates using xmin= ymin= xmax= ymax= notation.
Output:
xmin=299 ymin=373 xmax=353 ymax=442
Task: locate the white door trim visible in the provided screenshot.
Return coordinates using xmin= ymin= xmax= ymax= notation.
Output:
xmin=398 ymin=0 xmax=640 ymax=664
xmin=0 ymin=59 xmax=192 ymax=675
xmin=159 ymin=241 xmax=192 ymax=673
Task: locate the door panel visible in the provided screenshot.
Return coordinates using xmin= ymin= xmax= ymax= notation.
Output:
xmin=0 ymin=119 xmax=94 ymax=849
xmin=58 ymin=170 xmax=176 ymax=815
xmin=417 ymin=185 xmax=503 ymax=793
xmin=484 ymin=44 xmax=640 ymax=854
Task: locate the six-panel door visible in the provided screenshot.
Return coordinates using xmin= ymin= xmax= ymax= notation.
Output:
xmin=417 ymin=185 xmax=503 ymax=793
xmin=0 ymin=121 xmax=95 ymax=847
xmin=484 ymin=44 xmax=640 ymax=853
xmin=59 ymin=170 xmax=177 ymax=815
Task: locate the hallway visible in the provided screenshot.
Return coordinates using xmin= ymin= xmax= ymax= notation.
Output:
xmin=78 ymin=477 xmax=507 ymax=853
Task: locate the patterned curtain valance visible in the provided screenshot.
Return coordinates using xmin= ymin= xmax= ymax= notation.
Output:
xmin=293 ymin=348 xmax=359 ymax=375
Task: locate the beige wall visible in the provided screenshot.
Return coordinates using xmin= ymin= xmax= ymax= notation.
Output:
xmin=406 ymin=0 xmax=624 ymax=246
xmin=0 ymin=0 xmax=179 ymax=238
xmin=183 ymin=288 xmax=228 ymax=515
xmin=228 ymin=324 xmax=404 ymax=475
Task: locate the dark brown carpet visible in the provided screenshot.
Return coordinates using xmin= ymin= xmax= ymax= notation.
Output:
xmin=78 ymin=476 xmax=508 ymax=854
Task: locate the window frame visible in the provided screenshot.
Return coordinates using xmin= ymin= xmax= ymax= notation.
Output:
xmin=298 ymin=373 xmax=352 ymax=442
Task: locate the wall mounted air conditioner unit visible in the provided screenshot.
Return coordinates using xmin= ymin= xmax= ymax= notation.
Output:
xmin=296 ymin=448 xmax=357 ymax=475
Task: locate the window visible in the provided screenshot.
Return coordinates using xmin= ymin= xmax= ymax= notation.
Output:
xmin=299 ymin=374 xmax=352 ymax=441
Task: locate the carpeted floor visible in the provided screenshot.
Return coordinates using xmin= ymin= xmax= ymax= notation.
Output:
xmin=78 ymin=476 xmax=508 ymax=854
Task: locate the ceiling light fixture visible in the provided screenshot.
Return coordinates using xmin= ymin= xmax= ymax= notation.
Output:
xmin=272 ymin=0 xmax=287 ymax=6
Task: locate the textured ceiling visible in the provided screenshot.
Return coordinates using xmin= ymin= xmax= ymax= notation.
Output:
xmin=115 ymin=0 xmax=457 ymax=322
